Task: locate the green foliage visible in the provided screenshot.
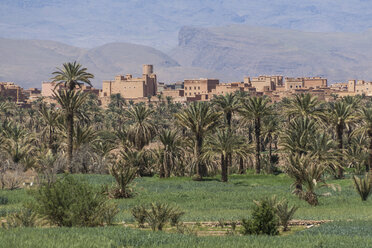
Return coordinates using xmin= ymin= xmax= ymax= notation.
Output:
xmin=131 ymin=205 xmax=147 ymax=228
xmin=353 ymin=174 xmax=372 ymax=201
xmin=108 ymin=156 xmax=137 ymax=198
xmin=0 ymin=195 xmax=8 ymax=205
xmin=29 ymin=175 xmax=118 ymax=227
xmin=146 ymin=203 xmax=177 ymax=231
xmin=241 ymin=199 xmax=279 ymax=235
xmin=275 ymin=199 xmax=298 ymax=231
xmin=132 ymin=203 xmax=185 ymax=231
xmin=2 ymin=208 xmax=42 ymax=228
xmin=169 ymin=207 xmax=185 ymax=226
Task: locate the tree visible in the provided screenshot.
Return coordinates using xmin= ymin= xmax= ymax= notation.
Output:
xmin=125 ymin=104 xmax=156 ymax=150
xmin=327 ymin=101 xmax=354 ymax=178
xmin=205 ymin=129 xmax=246 ymax=182
xmin=51 ymin=61 xmax=94 ymax=91
xmin=175 ymin=102 xmax=221 ymax=180
xmin=212 ymin=93 xmax=240 ymax=168
xmin=158 ymin=129 xmax=183 ymax=178
xmin=54 ymin=90 xmax=89 ymax=172
xmin=283 ymin=93 xmax=325 ymax=121
xmin=39 ymin=105 xmax=60 ymax=154
xmin=284 ymin=154 xmax=332 ymax=206
xmin=358 ymin=107 xmax=372 ymax=174
xmin=51 ymin=62 xmax=94 ymax=172
xmin=239 ymin=96 xmax=272 ymax=174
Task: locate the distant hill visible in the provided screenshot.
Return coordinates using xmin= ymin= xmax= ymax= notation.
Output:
xmin=170 ymin=25 xmax=372 ymax=83
xmin=1 ymin=0 xmax=372 ymax=51
xmin=0 ymin=38 xmax=180 ymax=88
xmin=2 ymin=24 xmax=372 ymax=88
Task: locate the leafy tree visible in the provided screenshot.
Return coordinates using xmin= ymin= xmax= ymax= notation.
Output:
xmin=327 ymin=101 xmax=354 ymax=178
xmin=205 ymin=129 xmax=247 ymax=182
xmin=51 ymin=62 xmax=94 ymax=172
xmin=125 ymin=104 xmax=156 ymax=150
xmin=239 ymin=96 xmax=272 ymax=174
xmin=175 ymin=102 xmax=221 ymax=180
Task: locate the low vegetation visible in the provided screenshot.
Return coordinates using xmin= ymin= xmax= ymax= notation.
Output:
xmin=0 ymin=62 xmax=372 ymax=246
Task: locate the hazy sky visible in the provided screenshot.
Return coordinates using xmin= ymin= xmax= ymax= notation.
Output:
xmin=1 ymin=0 xmax=371 ymax=50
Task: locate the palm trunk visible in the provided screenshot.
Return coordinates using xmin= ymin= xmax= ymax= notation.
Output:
xmin=255 ymin=118 xmax=261 ymax=174
xmin=165 ymin=152 xmax=171 ymax=178
xmin=67 ymin=111 xmax=74 ymax=173
xmin=368 ymin=130 xmax=372 ymax=175
xmin=336 ymin=123 xmax=344 ymax=179
xmin=268 ymin=136 xmax=273 ymax=174
xmin=221 ymin=154 xmax=228 ymax=182
xmin=239 ymin=156 xmax=245 ymax=174
xmin=194 ymin=136 xmax=204 ymax=180
xmin=160 ymin=152 xmax=165 ymax=178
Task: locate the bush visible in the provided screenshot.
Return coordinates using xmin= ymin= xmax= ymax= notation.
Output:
xmin=0 ymin=195 xmax=8 ymax=205
xmin=29 ymin=175 xmax=118 ymax=227
xmin=2 ymin=208 xmax=43 ymax=228
xmin=241 ymin=199 xmax=279 ymax=235
xmin=146 ymin=203 xmax=174 ymax=231
xmin=108 ymin=160 xmax=137 ymax=199
xmin=131 ymin=203 xmax=184 ymax=231
xmin=131 ymin=205 xmax=148 ymax=228
xmin=353 ymin=174 xmax=372 ymax=201
xmin=169 ymin=207 xmax=185 ymax=226
xmin=275 ymin=199 xmax=298 ymax=231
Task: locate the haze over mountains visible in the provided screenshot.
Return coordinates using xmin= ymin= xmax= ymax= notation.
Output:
xmin=1 ymin=0 xmax=372 ymax=88
xmin=2 ymin=0 xmax=372 ymax=50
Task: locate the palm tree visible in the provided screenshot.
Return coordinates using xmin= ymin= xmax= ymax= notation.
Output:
xmin=284 ymin=93 xmax=325 ymax=121
xmin=175 ymin=102 xmax=221 ymax=180
xmin=158 ymin=129 xmax=183 ymax=178
xmin=39 ymin=105 xmax=60 ymax=154
xmin=51 ymin=62 xmax=94 ymax=172
xmin=212 ymin=93 xmax=240 ymax=169
xmin=327 ymin=101 xmax=354 ymax=178
xmin=1 ymin=122 xmax=35 ymax=165
xmin=280 ymin=117 xmax=317 ymax=155
xmin=239 ymin=96 xmax=272 ymax=174
xmin=125 ymin=104 xmax=156 ymax=150
xmin=262 ymin=116 xmax=280 ymax=171
xmin=51 ymin=61 xmax=94 ymax=91
xmin=358 ymin=107 xmax=372 ymax=174
xmin=284 ymin=154 xmax=328 ymax=206
xmin=205 ymin=129 xmax=246 ymax=182
xmin=54 ymin=90 xmax=89 ymax=172
xmin=212 ymin=93 xmax=240 ymax=130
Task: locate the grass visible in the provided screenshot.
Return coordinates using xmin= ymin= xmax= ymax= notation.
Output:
xmin=1 ymin=173 xmax=372 ymax=247
xmin=1 ymin=173 xmax=371 ymax=222
xmin=1 ymin=222 xmax=372 ymax=248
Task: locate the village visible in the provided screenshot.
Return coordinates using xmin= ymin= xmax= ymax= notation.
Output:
xmin=0 ymin=64 xmax=371 ymax=107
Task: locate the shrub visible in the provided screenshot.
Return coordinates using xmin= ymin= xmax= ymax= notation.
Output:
xmin=131 ymin=205 xmax=148 ymax=228
xmin=169 ymin=207 xmax=185 ymax=226
xmin=108 ymin=159 xmax=137 ymax=199
xmin=275 ymin=199 xmax=298 ymax=231
xmin=132 ymin=203 xmax=184 ymax=231
xmin=353 ymin=174 xmax=372 ymax=201
xmin=0 ymin=195 xmax=8 ymax=205
xmin=2 ymin=208 xmax=43 ymax=228
xmin=146 ymin=203 xmax=174 ymax=231
xmin=241 ymin=199 xmax=279 ymax=235
xmin=29 ymin=175 xmax=118 ymax=227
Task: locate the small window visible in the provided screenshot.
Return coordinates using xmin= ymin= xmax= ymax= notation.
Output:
xmin=194 ymin=87 xmax=196 ymax=90
xmin=198 ymin=86 xmax=200 ymax=90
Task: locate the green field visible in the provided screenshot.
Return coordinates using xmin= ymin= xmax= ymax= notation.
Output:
xmin=1 ymin=173 xmax=371 ymax=247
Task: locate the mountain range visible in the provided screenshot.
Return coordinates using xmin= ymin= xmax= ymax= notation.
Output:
xmin=1 ymin=0 xmax=372 ymax=88
xmin=1 ymin=0 xmax=372 ymax=51
xmin=1 ymin=24 xmax=372 ymax=88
